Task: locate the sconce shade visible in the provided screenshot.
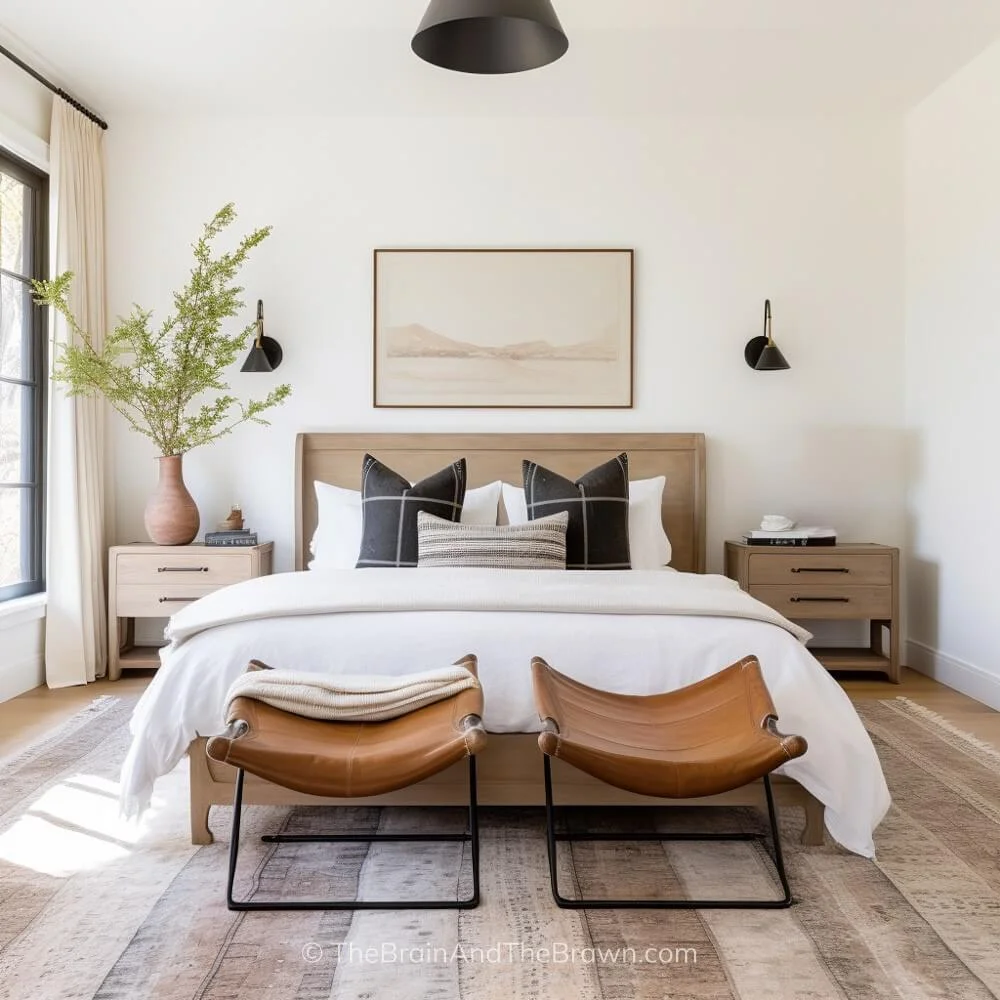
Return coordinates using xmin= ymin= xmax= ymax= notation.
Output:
xmin=241 ymin=342 xmax=279 ymax=372
xmin=412 ymin=0 xmax=568 ymax=74
xmin=744 ymin=299 xmax=791 ymax=371
xmin=240 ymin=300 xmax=283 ymax=372
xmin=751 ymin=341 xmax=790 ymax=371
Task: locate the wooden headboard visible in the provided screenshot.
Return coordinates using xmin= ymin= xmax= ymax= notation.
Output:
xmin=295 ymin=433 xmax=706 ymax=573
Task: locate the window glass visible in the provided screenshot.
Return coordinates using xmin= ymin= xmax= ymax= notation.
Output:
xmin=0 ymin=153 xmax=46 ymax=602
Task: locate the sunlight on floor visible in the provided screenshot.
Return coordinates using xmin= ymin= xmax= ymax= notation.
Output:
xmin=0 ymin=772 xmax=165 ymax=877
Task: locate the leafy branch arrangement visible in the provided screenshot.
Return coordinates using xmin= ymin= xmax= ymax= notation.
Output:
xmin=32 ymin=203 xmax=291 ymax=456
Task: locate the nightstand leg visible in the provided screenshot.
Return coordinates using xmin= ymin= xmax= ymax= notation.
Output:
xmin=108 ymin=619 xmax=123 ymax=682
xmin=869 ymin=621 xmax=884 ymax=659
xmin=873 ymin=620 xmax=901 ymax=683
xmin=887 ymin=622 xmax=901 ymax=684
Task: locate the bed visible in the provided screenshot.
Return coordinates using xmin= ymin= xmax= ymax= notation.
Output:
xmin=120 ymin=433 xmax=890 ymax=857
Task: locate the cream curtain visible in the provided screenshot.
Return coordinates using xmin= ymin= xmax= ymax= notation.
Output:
xmin=44 ymin=99 xmax=108 ymax=687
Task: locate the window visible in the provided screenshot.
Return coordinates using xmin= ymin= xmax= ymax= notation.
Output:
xmin=0 ymin=150 xmax=47 ymax=602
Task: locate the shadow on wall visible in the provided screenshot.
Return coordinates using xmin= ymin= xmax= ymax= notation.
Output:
xmin=900 ymin=428 xmax=939 ymax=656
xmin=904 ymin=552 xmax=940 ymax=653
xmin=710 ymin=424 xmax=915 ymax=660
xmin=712 ymin=424 xmax=914 ymax=547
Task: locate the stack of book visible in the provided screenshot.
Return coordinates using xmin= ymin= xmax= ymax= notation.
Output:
xmin=743 ymin=526 xmax=837 ymax=547
xmin=204 ymin=529 xmax=259 ymax=547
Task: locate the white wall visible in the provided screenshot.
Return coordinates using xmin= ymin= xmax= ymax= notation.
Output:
xmin=0 ymin=61 xmax=49 ymax=701
xmin=904 ymin=40 xmax=1000 ymax=707
xmin=0 ymin=610 xmax=44 ymax=702
xmin=104 ymin=114 xmax=907 ymax=594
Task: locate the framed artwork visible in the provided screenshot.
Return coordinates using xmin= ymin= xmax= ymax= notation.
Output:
xmin=373 ymin=248 xmax=634 ymax=408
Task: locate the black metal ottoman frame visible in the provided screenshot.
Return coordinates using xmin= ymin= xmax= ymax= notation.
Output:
xmin=543 ymin=756 xmax=793 ymax=909
xmin=226 ymin=757 xmax=481 ymax=911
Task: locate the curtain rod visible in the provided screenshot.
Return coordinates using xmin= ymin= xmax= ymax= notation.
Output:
xmin=0 ymin=42 xmax=108 ymax=131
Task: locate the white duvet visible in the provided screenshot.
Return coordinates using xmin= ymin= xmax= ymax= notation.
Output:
xmin=121 ymin=569 xmax=890 ymax=857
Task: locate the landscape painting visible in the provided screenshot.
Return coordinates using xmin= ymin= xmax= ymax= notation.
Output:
xmin=373 ymin=249 xmax=633 ymax=408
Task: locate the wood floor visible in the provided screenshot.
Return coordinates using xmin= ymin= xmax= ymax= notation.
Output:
xmin=0 ymin=671 xmax=154 ymax=759
xmin=1 ymin=667 xmax=998 ymax=760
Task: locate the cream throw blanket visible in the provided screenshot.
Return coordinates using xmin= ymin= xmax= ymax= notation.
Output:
xmin=224 ymin=664 xmax=479 ymax=723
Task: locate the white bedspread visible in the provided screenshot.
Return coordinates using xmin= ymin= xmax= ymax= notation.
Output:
xmin=164 ymin=568 xmax=813 ymax=646
xmin=121 ymin=569 xmax=890 ymax=857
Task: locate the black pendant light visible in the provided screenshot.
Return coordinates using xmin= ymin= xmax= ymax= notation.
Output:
xmin=744 ymin=299 xmax=791 ymax=371
xmin=412 ymin=0 xmax=568 ymax=75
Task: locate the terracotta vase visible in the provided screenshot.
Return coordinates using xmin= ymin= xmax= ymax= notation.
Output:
xmin=144 ymin=454 xmax=200 ymax=545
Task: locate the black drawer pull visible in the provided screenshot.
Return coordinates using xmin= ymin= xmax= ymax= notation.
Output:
xmin=791 ymin=567 xmax=849 ymax=574
xmin=790 ymin=596 xmax=850 ymax=603
xmin=158 ymin=566 xmax=209 ymax=573
xmin=158 ymin=596 xmax=200 ymax=603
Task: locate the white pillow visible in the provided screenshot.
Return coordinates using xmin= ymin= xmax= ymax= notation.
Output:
xmin=310 ymin=479 xmax=503 ymax=570
xmin=501 ymin=476 xmax=671 ymax=569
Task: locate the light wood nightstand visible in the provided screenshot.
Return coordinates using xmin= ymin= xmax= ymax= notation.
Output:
xmin=108 ymin=542 xmax=273 ymax=680
xmin=724 ymin=541 xmax=900 ymax=683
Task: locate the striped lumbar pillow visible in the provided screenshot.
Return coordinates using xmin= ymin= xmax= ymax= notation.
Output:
xmin=417 ymin=510 xmax=569 ymax=569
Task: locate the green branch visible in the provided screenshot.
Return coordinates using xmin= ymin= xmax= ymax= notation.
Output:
xmin=32 ymin=203 xmax=290 ymax=457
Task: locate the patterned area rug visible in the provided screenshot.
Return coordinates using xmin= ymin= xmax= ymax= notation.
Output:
xmin=2 ymin=695 xmax=1000 ymax=1000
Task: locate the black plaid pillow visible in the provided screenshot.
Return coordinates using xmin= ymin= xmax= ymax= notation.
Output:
xmin=356 ymin=455 xmax=467 ymax=568
xmin=522 ymin=453 xmax=631 ymax=570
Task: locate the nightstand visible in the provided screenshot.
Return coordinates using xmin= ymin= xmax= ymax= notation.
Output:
xmin=724 ymin=541 xmax=900 ymax=683
xmin=107 ymin=542 xmax=273 ymax=680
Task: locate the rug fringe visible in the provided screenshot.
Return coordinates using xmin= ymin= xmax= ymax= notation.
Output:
xmin=885 ymin=696 xmax=1000 ymax=762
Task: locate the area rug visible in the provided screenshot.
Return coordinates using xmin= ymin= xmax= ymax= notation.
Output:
xmin=2 ymin=695 xmax=1000 ymax=1000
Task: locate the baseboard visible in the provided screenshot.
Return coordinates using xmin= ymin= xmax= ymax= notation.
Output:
xmin=0 ymin=653 xmax=45 ymax=704
xmin=906 ymin=640 xmax=1000 ymax=712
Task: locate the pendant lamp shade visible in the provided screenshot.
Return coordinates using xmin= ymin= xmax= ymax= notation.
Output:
xmin=412 ymin=0 xmax=568 ymax=74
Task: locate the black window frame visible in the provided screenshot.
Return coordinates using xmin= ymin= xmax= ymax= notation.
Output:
xmin=0 ymin=148 xmax=48 ymax=603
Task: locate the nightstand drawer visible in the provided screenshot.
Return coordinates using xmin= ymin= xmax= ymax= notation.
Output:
xmin=116 ymin=584 xmax=221 ymax=617
xmin=116 ymin=551 xmax=254 ymax=587
xmin=748 ymin=552 xmax=892 ymax=587
xmin=750 ymin=585 xmax=892 ymax=620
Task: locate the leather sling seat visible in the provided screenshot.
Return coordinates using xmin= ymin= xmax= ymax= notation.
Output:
xmin=206 ymin=666 xmax=486 ymax=798
xmin=207 ymin=654 xmax=486 ymax=911
xmin=531 ymin=654 xmax=808 ymax=909
xmin=533 ymin=654 xmax=807 ymax=799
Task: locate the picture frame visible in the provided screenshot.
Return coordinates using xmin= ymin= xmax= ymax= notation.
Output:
xmin=373 ymin=248 xmax=634 ymax=409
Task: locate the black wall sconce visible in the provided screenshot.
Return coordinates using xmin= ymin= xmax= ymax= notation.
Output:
xmin=412 ymin=0 xmax=569 ymax=75
xmin=744 ymin=299 xmax=790 ymax=371
xmin=241 ymin=299 xmax=283 ymax=373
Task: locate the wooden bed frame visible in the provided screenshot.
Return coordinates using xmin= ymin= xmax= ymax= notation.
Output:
xmin=188 ymin=432 xmax=824 ymax=846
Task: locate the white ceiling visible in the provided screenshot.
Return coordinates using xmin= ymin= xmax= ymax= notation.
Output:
xmin=3 ymin=0 xmax=1000 ymax=120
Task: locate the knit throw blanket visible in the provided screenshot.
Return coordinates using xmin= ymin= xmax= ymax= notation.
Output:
xmin=223 ymin=663 xmax=480 ymax=723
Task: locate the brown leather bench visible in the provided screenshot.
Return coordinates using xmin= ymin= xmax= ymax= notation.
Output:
xmin=532 ymin=654 xmax=808 ymax=909
xmin=206 ymin=654 xmax=486 ymax=911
